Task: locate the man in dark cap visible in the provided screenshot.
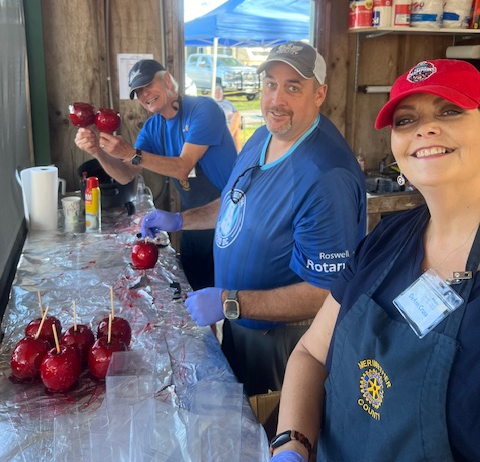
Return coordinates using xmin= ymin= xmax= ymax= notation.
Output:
xmin=74 ymin=59 xmax=237 ymax=291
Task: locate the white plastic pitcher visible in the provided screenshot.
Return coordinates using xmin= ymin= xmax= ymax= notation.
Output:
xmin=16 ymin=166 xmax=66 ymax=230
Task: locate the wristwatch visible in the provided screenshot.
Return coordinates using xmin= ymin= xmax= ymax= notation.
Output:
xmin=130 ymin=148 xmax=142 ymax=165
xmin=270 ymin=430 xmax=312 ymax=457
xmin=223 ymin=290 xmax=240 ymax=320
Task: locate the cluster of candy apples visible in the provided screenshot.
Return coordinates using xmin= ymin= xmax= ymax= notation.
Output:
xmin=10 ymin=293 xmax=131 ymax=393
xmin=68 ymin=102 xmax=121 ymax=133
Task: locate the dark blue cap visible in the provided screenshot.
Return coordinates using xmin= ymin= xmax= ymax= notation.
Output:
xmin=128 ymin=60 xmax=166 ymax=99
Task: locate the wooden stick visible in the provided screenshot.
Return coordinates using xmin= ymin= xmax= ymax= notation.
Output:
xmin=107 ymin=313 xmax=112 ymax=344
xmin=73 ymin=300 xmax=77 ymax=332
xmin=37 ymin=291 xmax=43 ymax=317
xmin=52 ymin=324 xmax=60 ymax=354
xmin=34 ymin=306 xmax=49 ymax=340
xmin=110 ymin=286 xmax=114 ymax=320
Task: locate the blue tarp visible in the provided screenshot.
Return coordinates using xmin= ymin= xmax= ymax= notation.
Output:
xmin=184 ymin=0 xmax=312 ymax=47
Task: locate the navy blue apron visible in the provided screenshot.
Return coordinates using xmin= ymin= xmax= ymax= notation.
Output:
xmin=318 ymin=218 xmax=480 ymax=461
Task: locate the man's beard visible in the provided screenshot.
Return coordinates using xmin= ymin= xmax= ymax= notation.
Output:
xmin=264 ymin=108 xmax=293 ymax=136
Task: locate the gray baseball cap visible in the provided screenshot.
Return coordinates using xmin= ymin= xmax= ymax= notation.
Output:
xmin=257 ymin=41 xmax=327 ymax=84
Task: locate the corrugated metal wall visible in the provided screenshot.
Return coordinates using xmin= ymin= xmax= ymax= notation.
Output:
xmin=0 ymin=0 xmax=31 ymax=319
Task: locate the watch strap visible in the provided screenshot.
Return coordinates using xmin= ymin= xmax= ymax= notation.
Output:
xmin=227 ymin=289 xmax=238 ymax=301
xmin=270 ymin=430 xmax=312 ymax=456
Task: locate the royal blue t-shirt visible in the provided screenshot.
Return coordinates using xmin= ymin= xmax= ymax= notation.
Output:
xmin=330 ymin=205 xmax=480 ymax=461
xmin=214 ymin=115 xmax=367 ymax=329
xmin=135 ymin=95 xmax=237 ymax=209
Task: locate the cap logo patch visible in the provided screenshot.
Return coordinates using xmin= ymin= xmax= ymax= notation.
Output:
xmin=129 ymin=69 xmax=141 ymax=86
xmin=407 ymin=61 xmax=437 ymax=84
xmin=276 ymin=43 xmax=304 ymax=56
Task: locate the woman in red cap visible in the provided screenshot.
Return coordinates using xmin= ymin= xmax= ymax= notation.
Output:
xmin=269 ymin=59 xmax=480 ymax=462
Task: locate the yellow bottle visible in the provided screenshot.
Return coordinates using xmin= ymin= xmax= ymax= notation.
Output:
xmin=85 ymin=177 xmax=101 ymax=231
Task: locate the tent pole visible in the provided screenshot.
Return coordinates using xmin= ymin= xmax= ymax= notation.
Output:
xmin=211 ymin=37 xmax=219 ymax=97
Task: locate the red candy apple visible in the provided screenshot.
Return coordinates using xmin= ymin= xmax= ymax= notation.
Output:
xmin=40 ymin=344 xmax=82 ymax=392
xmin=69 ymin=102 xmax=96 ymax=127
xmin=131 ymin=241 xmax=159 ymax=270
xmin=25 ymin=316 xmax=62 ymax=347
xmin=61 ymin=324 xmax=95 ymax=366
xmin=88 ymin=336 xmax=127 ymax=380
xmin=95 ymin=108 xmax=121 ymax=133
xmin=97 ymin=316 xmax=132 ymax=347
xmin=10 ymin=336 xmax=51 ymax=381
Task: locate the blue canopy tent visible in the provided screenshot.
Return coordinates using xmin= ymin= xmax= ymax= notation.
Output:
xmin=184 ymin=0 xmax=312 ymax=48
xmin=184 ymin=0 xmax=313 ymax=94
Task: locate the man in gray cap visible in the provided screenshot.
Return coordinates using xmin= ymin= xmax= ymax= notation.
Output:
xmin=74 ymin=59 xmax=237 ymax=291
xmin=141 ymin=42 xmax=367 ymax=398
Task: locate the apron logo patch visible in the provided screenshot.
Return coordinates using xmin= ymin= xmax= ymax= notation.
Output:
xmin=357 ymin=359 xmax=392 ymax=420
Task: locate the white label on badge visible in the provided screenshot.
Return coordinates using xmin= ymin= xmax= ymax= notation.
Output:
xmin=393 ymin=269 xmax=464 ymax=338
xmin=188 ymin=167 xmax=196 ymax=178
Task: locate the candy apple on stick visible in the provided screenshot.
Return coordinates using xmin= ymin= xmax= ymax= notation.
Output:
xmin=61 ymin=301 xmax=95 ymax=366
xmin=97 ymin=287 xmax=131 ymax=347
xmin=25 ymin=304 xmax=62 ymax=347
xmin=69 ymin=102 xmax=96 ymax=128
xmin=10 ymin=307 xmax=52 ymax=381
xmin=131 ymin=238 xmax=159 ymax=270
xmin=95 ymin=108 xmax=121 ymax=133
xmin=41 ymin=324 xmax=81 ymax=392
xmin=88 ymin=313 xmax=127 ymax=380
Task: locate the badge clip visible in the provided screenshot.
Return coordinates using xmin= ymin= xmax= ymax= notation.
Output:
xmin=446 ymin=271 xmax=473 ymax=285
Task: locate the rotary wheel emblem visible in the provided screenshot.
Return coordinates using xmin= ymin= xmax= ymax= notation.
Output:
xmin=360 ymin=368 xmax=384 ymax=409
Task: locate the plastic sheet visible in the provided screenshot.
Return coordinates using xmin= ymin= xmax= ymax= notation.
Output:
xmin=0 ymin=204 xmax=268 ymax=461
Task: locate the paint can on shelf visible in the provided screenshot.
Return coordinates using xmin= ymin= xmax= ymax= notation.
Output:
xmin=392 ymin=0 xmax=412 ymax=26
xmin=349 ymin=0 xmax=374 ymax=29
xmin=373 ymin=0 xmax=393 ymax=27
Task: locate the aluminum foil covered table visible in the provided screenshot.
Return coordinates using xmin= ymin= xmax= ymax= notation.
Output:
xmin=0 ymin=205 xmax=269 ymax=461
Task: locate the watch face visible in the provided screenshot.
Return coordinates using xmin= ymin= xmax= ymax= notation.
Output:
xmin=131 ymin=153 xmax=142 ymax=165
xmin=224 ymin=299 xmax=240 ymax=320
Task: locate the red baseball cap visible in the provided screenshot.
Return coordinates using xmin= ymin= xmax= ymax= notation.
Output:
xmin=375 ymin=59 xmax=480 ymax=129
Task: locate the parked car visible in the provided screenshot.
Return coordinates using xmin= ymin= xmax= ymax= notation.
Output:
xmin=185 ymin=53 xmax=260 ymax=100
xmin=185 ymin=75 xmax=197 ymax=96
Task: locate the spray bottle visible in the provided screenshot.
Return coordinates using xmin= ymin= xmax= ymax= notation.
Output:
xmin=85 ymin=176 xmax=101 ymax=231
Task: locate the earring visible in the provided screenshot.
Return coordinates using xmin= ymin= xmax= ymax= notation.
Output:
xmin=397 ymin=173 xmax=406 ymax=186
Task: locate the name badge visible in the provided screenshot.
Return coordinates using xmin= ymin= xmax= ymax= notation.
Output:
xmin=393 ymin=269 xmax=464 ymax=338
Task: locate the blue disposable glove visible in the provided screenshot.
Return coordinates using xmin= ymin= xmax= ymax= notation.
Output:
xmin=140 ymin=209 xmax=183 ymax=237
xmin=184 ymin=288 xmax=224 ymax=326
xmin=270 ymin=450 xmax=307 ymax=462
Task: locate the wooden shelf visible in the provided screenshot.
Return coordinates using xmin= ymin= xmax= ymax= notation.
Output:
xmin=349 ymin=26 xmax=480 ymax=39
xmin=366 ymin=190 xmax=425 ymax=233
